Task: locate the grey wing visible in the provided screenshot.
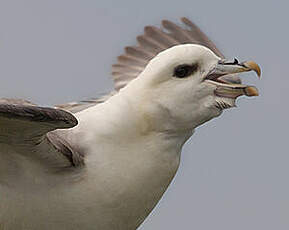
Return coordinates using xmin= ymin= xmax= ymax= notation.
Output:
xmin=56 ymin=17 xmax=226 ymax=113
xmin=0 ymin=98 xmax=36 ymax=106
xmin=55 ymin=92 xmax=116 ymax=113
xmin=0 ymin=103 xmax=83 ymax=168
xmin=112 ymin=17 xmax=225 ymax=91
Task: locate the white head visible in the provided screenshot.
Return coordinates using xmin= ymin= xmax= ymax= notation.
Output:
xmin=123 ymin=44 xmax=260 ymax=133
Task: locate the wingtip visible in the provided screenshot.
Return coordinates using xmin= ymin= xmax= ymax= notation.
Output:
xmin=161 ymin=19 xmax=170 ymax=27
xmin=181 ymin=17 xmax=197 ymax=28
xmin=180 ymin=17 xmax=189 ymax=23
xmin=144 ymin=26 xmax=154 ymax=34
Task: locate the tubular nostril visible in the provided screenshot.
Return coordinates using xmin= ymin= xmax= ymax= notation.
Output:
xmin=220 ymin=58 xmax=240 ymax=65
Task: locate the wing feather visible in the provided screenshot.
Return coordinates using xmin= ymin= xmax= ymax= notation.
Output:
xmin=144 ymin=26 xmax=180 ymax=46
xmin=162 ymin=19 xmax=197 ymax=43
xmin=0 ymin=103 xmax=83 ymax=168
xmin=57 ymin=17 xmax=225 ymax=112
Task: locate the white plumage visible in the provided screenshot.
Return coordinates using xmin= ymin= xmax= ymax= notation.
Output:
xmin=0 ymin=18 xmax=260 ymax=230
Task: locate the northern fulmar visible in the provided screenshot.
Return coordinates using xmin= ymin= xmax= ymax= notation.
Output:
xmin=0 ymin=17 xmax=261 ymax=230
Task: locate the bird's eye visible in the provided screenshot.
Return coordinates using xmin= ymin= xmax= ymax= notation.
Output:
xmin=173 ymin=64 xmax=198 ymax=78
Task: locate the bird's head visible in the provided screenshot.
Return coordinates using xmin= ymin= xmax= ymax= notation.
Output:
xmin=125 ymin=44 xmax=261 ymax=133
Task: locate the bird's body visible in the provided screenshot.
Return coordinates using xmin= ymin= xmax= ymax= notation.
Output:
xmin=0 ymin=18 xmax=261 ymax=229
xmin=0 ymin=88 xmax=187 ymax=230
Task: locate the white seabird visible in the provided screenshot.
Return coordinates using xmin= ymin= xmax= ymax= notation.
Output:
xmin=0 ymin=18 xmax=261 ymax=230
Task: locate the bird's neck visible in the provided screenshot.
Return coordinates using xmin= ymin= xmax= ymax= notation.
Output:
xmin=70 ymin=89 xmax=194 ymax=156
xmin=64 ymin=91 xmax=194 ymax=228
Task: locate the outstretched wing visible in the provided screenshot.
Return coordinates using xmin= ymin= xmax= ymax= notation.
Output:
xmin=0 ymin=103 xmax=83 ymax=168
xmin=112 ymin=17 xmax=224 ymax=91
xmin=56 ymin=17 xmax=227 ymax=112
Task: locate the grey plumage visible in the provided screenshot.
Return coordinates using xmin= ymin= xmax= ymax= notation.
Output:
xmin=57 ymin=17 xmax=227 ymax=113
xmin=0 ymin=104 xmax=81 ymax=167
xmin=0 ymin=17 xmax=236 ymax=168
xmin=0 ymin=17 xmax=260 ymax=230
xmin=112 ymin=17 xmax=225 ymax=91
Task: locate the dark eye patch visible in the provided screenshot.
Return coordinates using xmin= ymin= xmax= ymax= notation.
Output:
xmin=173 ymin=64 xmax=198 ymax=78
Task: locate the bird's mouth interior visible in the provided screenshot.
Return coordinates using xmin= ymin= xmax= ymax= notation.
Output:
xmin=205 ymin=59 xmax=261 ymax=99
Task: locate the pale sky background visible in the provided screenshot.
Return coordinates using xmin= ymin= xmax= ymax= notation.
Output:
xmin=0 ymin=0 xmax=288 ymax=229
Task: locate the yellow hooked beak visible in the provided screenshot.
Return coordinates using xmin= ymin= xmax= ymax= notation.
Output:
xmin=206 ymin=59 xmax=261 ymax=98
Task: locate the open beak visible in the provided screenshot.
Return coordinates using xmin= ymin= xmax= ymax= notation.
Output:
xmin=206 ymin=59 xmax=261 ymax=98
